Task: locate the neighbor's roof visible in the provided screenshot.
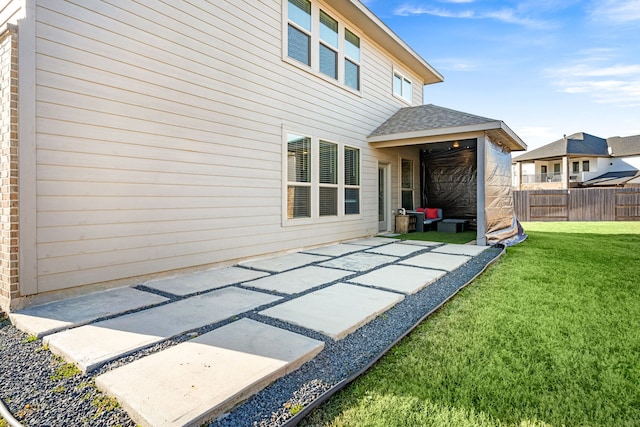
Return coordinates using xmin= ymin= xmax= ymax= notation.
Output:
xmin=582 ymin=170 xmax=640 ymax=187
xmin=606 ymin=135 xmax=640 ymax=157
xmin=332 ymin=0 xmax=443 ymax=84
xmin=513 ymin=132 xmax=608 ymax=162
xmin=367 ymin=104 xmax=527 ymax=151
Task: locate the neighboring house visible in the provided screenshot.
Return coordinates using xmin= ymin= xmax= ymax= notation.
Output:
xmin=0 ymin=0 xmax=526 ymax=313
xmin=512 ymin=132 xmax=640 ymax=190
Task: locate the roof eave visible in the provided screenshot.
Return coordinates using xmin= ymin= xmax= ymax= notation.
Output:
xmin=333 ymin=0 xmax=444 ymax=84
xmin=368 ymin=121 xmax=527 ymax=151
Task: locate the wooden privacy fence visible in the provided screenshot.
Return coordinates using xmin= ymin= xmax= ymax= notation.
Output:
xmin=513 ymin=188 xmax=640 ymax=221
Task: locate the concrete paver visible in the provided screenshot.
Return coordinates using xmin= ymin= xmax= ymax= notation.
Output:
xmin=242 ymin=266 xmax=352 ymax=294
xmin=96 ymin=318 xmax=324 ymax=427
xmin=44 ymin=287 xmax=280 ymax=372
xmin=260 ymin=283 xmax=404 ymax=340
xmin=431 ymin=243 xmax=489 ymax=256
xmin=319 ymin=252 xmax=398 ymax=272
xmin=144 ymin=266 xmax=269 ymax=296
xmin=10 ymin=287 xmax=168 ymax=338
xmin=366 ymin=243 xmax=425 ymax=257
xmin=400 ymin=252 xmax=471 ymax=271
xmin=303 ymin=244 xmax=363 ymax=257
xmin=349 ymin=265 xmax=446 ymax=294
xmin=395 ymin=240 xmax=440 ymax=246
xmin=239 ymin=253 xmax=330 ymax=273
xmin=344 ymin=237 xmax=393 ymax=247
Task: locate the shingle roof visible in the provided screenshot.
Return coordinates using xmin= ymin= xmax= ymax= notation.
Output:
xmin=368 ymin=104 xmax=496 ymax=138
xmin=582 ymin=170 xmax=640 ymax=187
xmin=513 ymin=132 xmax=608 ymax=162
xmin=606 ymin=135 xmax=640 ymax=157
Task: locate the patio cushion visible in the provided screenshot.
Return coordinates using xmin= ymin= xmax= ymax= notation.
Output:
xmin=425 ymin=208 xmax=439 ymax=219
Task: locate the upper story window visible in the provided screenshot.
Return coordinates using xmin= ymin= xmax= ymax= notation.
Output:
xmin=393 ymin=70 xmax=412 ymax=103
xmin=319 ymin=11 xmax=338 ymax=79
xmin=285 ymin=0 xmax=361 ymax=92
xmin=344 ymin=29 xmax=360 ymax=91
xmin=583 ymin=160 xmax=590 ymax=172
xmin=287 ymin=0 xmax=312 ymax=66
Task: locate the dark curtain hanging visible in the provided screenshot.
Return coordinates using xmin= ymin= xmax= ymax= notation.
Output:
xmin=420 ymin=147 xmax=477 ymax=218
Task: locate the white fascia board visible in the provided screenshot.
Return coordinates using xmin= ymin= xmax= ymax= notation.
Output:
xmin=367 ymin=121 xmax=503 ymax=144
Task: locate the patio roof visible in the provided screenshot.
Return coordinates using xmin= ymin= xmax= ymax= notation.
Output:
xmin=582 ymin=170 xmax=640 ymax=187
xmin=367 ymin=104 xmax=527 ymax=151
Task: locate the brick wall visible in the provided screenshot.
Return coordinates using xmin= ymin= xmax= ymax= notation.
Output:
xmin=0 ymin=25 xmax=19 ymax=314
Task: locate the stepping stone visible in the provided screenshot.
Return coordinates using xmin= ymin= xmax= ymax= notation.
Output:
xmin=319 ymin=252 xmax=398 ymax=272
xmin=144 ymin=266 xmax=269 ymax=296
xmin=400 ymin=252 xmax=470 ymax=272
xmin=304 ymin=244 xmax=362 ymax=257
xmin=431 ymin=244 xmax=489 ymax=256
xmin=239 ymin=253 xmax=330 ymax=273
xmin=242 ymin=266 xmax=351 ymax=294
xmin=396 ymin=240 xmax=440 ymax=246
xmin=44 ymin=287 xmax=280 ymax=373
xmin=350 ymin=265 xmax=445 ymax=294
xmin=366 ymin=243 xmax=425 ymax=257
xmin=260 ymin=283 xmax=404 ymax=340
xmin=10 ymin=288 xmax=167 ymax=338
xmin=344 ymin=237 xmax=392 ymax=247
xmin=96 ymin=319 xmax=324 ymax=427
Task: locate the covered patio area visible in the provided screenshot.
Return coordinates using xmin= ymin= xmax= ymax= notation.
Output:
xmin=369 ymin=104 xmax=528 ymax=245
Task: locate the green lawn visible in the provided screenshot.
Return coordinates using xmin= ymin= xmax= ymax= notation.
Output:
xmin=303 ymin=222 xmax=640 ymax=427
xmin=391 ymin=230 xmax=477 ymax=245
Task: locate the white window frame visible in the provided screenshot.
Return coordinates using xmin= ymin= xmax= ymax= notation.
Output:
xmin=344 ymin=145 xmax=361 ymax=215
xmin=401 ymin=158 xmax=414 ymax=210
xmin=393 ymin=68 xmax=413 ymax=103
xmin=282 ymin=0 xmax=362 ymax=94
xmin=282 ymin=129 xmax=361 ymax=225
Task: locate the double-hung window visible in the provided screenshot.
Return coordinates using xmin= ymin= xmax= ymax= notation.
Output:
xmin=286 ymin=1 xmax=361 ymax=92
xmin=401 ymin=159 xmax=414 ymax=209
xmin=319 ymin=140 xmax=338 ymax=216
xmin=319 ymin=11 xmax=338 ymax=80
xmin=393 ymin=71 xmax=412 ymax=102
xmin=287 ymin=134 xmax=312 ymax=218
xmin=344 ymin=146 xmax=360 ymax=214
xmin=582 ymin=160 xmax=590 ymax=172
xmin=287 ymin=0 xmax=312 ymax=66
xmin=344 ymin=29 xmax=360 ymax=91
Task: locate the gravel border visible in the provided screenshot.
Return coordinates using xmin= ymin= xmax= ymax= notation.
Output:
xmin=0 ymin=242 xmax=502 ymax=427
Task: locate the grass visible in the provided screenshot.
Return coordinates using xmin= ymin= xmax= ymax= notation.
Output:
xmin=303 ymin=222 xmax=640 ymax=427
xmin=50 ymin=361 xmax=81 ymax=381
xmin=391 ymin=230 xmax=477 ymax=245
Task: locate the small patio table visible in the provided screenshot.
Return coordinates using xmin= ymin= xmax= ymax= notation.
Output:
xmin=437 ymin=219 xmax=468 ymax=233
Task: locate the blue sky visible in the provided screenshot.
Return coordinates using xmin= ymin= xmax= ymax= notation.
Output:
xmin=362 ymin=0 xmax=640 ymax=150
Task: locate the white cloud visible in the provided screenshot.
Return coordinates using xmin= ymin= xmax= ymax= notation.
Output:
xmin=394 ymin=4 xmax=551 ymax=28
xmin=515 ymin=126 xmax=561 ymax=148
xmin=590 ymin=0 xmax=640 ymax=22
xmin=433 ymin=58 xmax=479 ymax=71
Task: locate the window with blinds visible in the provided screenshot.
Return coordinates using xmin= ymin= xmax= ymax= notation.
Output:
xmin=345 ymin=146 xmax=360 ymax=215
xmin=401 ymin=159 xmax=413 ymax=210
xmin=287 ymin=134 xmax=311 ymax=218
xmin=319 ymin=141 xmax=338 ymax=216
xmin=344 ymin=29 xmax=360 ymax=91
xmin=319 ymin=11 xmax=338 ymax=80
xmin=288 ymin=0 xmax=311 ymax=66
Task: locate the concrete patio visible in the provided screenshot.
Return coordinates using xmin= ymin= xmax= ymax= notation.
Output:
xmin=9 ymin=237 xmax=491 ymax=427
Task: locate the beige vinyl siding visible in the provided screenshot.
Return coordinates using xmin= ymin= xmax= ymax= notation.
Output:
xmin=0 ymin=1 xmax=23 ymax=28
xmin=33 ymin=0 xmax=426 ymax=293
